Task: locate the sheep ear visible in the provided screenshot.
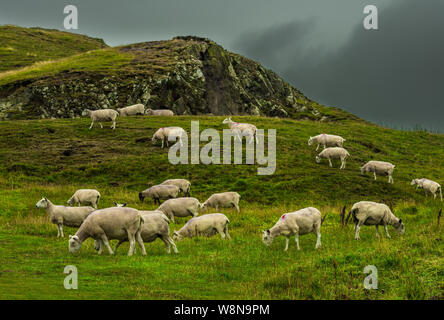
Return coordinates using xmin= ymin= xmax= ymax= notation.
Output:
xmin=267 ymin=229 xmax=270 ymax=234
xmin=123 ymin=203 xmax=127 ymax=207
xmin=398 ymin=219 xmax=403 ymax=224
xmin=113 ymin=202 xmax=117 ymax=206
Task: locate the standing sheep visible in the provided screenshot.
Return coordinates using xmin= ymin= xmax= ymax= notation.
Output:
xmin=160 ymin=179 xmax=191 ymax=196
xmin=152 ymin=127 xmax=187 ymax=148
xmin=345 ymin=201 xmax=405 ymax=240
xmin=117 ymin=104 xmax=145 ymax=116
xmin=316 ymin=147 xmax=350 ymax=169
xmin=146 ymin=109 xmax=174 ymax=116
xmin=81 ymin=109 xmax=119 ymax=130
xmin=67 ymin=189 xmax=101 ymax=209
xmin=35 ymin=197 xmax=95 ymax=237
xmin=262 ymin=207 xmax=325 ymax=250
xmin=308 ymin=134 xmax=346 ymax=151
xmin=411 ymin=178 xmax=442 ymax=201
xmin=223 ymin=117 xmax=258 ymax=144
xmin=156 ymin=197 xmax=202 ymax=223
xmin=139 ymin=185 xmax=180 ymax=204
xmin=361 ymin=161 xmax=395 ymax=184
xmin=202 ymin=192 xmax=241 ymax=213
xmin=68 ymin=207 xmax=145 ymax=256
xmin=106 ymin=211 xmax=178 ymax=254
xmin=173 ymin=213 xmax=230 ymax=241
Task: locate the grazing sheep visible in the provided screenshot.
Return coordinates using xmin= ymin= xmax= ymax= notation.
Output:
xmin=361 ymin=161 xmax=395 ymax=184
xmin=316 ymin=147 xmax=350 ymax=169
xmin=173 ymin=213 xmax=230 ymax=241
xmin=81 ymin=109 xmax=119 ymax=130
xmin=139 ymin=185 xmax=180 ymax=204
xmin=35 ymin=197 xmax=95 ymax=237
xmin=345 ymin=201 xmax=405 ymax=240
xmin=102 ymin=210 xmax=178 ymax=254
xmin=146 ymin=109 xmax=174 ymax=116
xmin=161 ymin=179 xmax=191 ymax=196
xmin=262 ymin=207 xmax=324 ymax=250
xmin=202 ymin=192 xmax=241 ymax=213
xmin=67 ymin=189 xmax=101 ymax=209
xmin=117 ymin=104 xmax=145 ymax=116
xmin=411 ymin=178 xmax=442 ymax=201
xmin=156 ymin=197 xmax=202 ymax=223
xmin=222 ymin=117 xmax=258 ymax=144
xmin=308 ymin=134 xmax=346 ymax=151
xmin=68 ymin=207 xmax=145 ymax=256
xmin=152 ymin=126 xmax=186 ymax=148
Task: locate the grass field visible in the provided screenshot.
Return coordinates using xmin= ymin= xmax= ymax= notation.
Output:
xmin=0 ymin=116 xmax=443 ymax=299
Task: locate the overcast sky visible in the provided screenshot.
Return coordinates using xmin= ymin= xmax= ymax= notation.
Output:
xmin=1 ymin=0 xmax=443 ymax=131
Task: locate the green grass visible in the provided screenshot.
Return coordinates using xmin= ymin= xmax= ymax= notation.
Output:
xmin=0 ymin=116 xmax=443 ymax=299
xmin=0 ymin=25 xmax=107 ymax=72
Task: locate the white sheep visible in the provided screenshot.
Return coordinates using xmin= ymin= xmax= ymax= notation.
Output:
xmin=68 ymin=207 xmax=145 ymax=256
xmin=361 ymin=160 xmax=395 ymax=184
xmin=67 ymin=189 xmax=101 ymax=209
xmin=346 ymin=201 xmax=405 ymax=240
xmin=35 ymin=197 xmax=95 ymax=237
xmin=146 ymin=109 xmax=174 ymax=116
xmin=152 ymin=126 xmax=187 ymax=148
xmin=160 ymin=179 xmax=191 ymax=196
xmin=262 ymin=207 xmax=324 ymax=250
xmin=173 ymin=213 xmax=230 ymax=241
xmin=138 ymin=185 xmax=180 ymax=204
xmin=411 ymin=178 xmax=442 ymax=201
xmin=222 ymin=117 xmax=258 ymax=144
xmin=103 ymin=210 xmax=179 ymax=254
xmin=117 ymin=104 xmax=145 ymax=116
xmin=81 ymin=109 xmax=119 ymax=130
xmin=316 ymin=147 xmax=350 ymax=169
xmin=202 ymin=192 xmax=241 ymax=213
xmin=156 ymin=197 xmax=202 ymax=223
xmin=308 ymin=134 xmax=346 ymax=151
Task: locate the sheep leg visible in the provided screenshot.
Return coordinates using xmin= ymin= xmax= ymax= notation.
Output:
xmin=284 ymin=237 xmax=289 ymax=251
xmin=136 ymin=231 xmax=146 ymax=256
xmin=114 ymin=240 xmax=124 ymax=253
xmin=89 ymin=121 xmax=94 ymax=130
xmin=316 ymin=144 xmax=320 ymax=151
xmin=59 ymin=224 xmax=64 ymax=238
xmin=161 ymin=237 xmax=171 ymax=254
xmin=127 ymin=232 xmax=136 ymax=256
xmin=161 ymin=139 xmax=164 ymax=148
xmin=99 ymin=122 xmax=103 ymax=129
xmin=111 ymin=121 xmax=116 ymax=130
xmin=97 ymin=240 xmax=104 ymax=255
xmin=315 ymin=231 xmax=321 ymax=249
xmin=233 ymin=203 xmax=240 ymax=213
xmin=375 ymin=225 xmax=380 ymax=238
xmin=355 ymin=221 xmax=363 ymax=240
xmin=218 ymin=227 xmax=227 ymax=239
xmin=167 ymin=236 xmax=179 ymax=253
xmin=56 ymin=224 xmax=61 ymax=237
xmin=374 ymin=172 xmax=377 ymax=180
xmin=328 ymin=157 xmax=332 ymax=167
xmin=384 ymin=225 xmax=391 ymax=238
xmin=224 ymin=226 xmax=231 ymax=240
xmin=294 ymin=234 xmax=300 ymax=250
xmin=100 ymin=234 xmax=114 ymax=255
xmin=255 ymin=133 xmax=259 ymax=145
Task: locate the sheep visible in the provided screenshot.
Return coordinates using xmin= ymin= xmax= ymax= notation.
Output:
xmin=202 ymin=192 xmax=241 ymax=213
xmin=81 ymin=109 xmax=119 ymax=130
xmin=156 ymin=197 xmax=202 ymax=223
xmin=68 ymin=207 xmax=145 ymax=256
xmin=173 ymin=213 xmax=230 ymax=241
xmin=308 ymin=134 xmax=346 ymax=151
xmin=117 ymin=104 xmax=145 ymax=116
xmin=222 ymin=117 xmax=258 ymax=144
xmin=315 ymin=147 xmax=350 ymax=169
xmin=345 ymin=201 xmax=405 ymax=240
xmin=160 ymin=179 xmax=191 ymax=196
xmin=67 ymin=189 xmax=101 ymax=209
xmin=411 ymin=178 xmax=442 ymax=201
xmin=262 ymin=207 xmax=324 ymax=250
xmin=145 ymin=109 xmax=174 ymax=116
xmin=139 ymin=184 xmax=179 ymax=204
xmin=152 ymin=126 xmax=187 ymax=148
xmin=35 ymin=197 xmax=95 ymax=237
xmin=98 ymin=210 xmax=178 ymax=254
xmin=361 ymin=160 xmax=395 ymax=184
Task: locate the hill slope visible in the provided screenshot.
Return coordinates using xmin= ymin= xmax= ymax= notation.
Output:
xmin=0 ymin=25 xmax=107 ymax=72
xmin=0 ymin=28 xmax=354 ymax=121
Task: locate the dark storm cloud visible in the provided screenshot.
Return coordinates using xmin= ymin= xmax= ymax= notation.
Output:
xmin=233 ymin=0 xmax=444 ymax=131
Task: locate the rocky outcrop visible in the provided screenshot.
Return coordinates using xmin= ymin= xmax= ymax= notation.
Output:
xmin=0 ymin=35 xmax=341 ymax=120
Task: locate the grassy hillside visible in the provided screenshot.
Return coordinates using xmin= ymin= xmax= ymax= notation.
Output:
xmin=0 ymin=116 xmax=442 ymax=299
xmin=0 ymin=25 xmax=107 ymax=72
